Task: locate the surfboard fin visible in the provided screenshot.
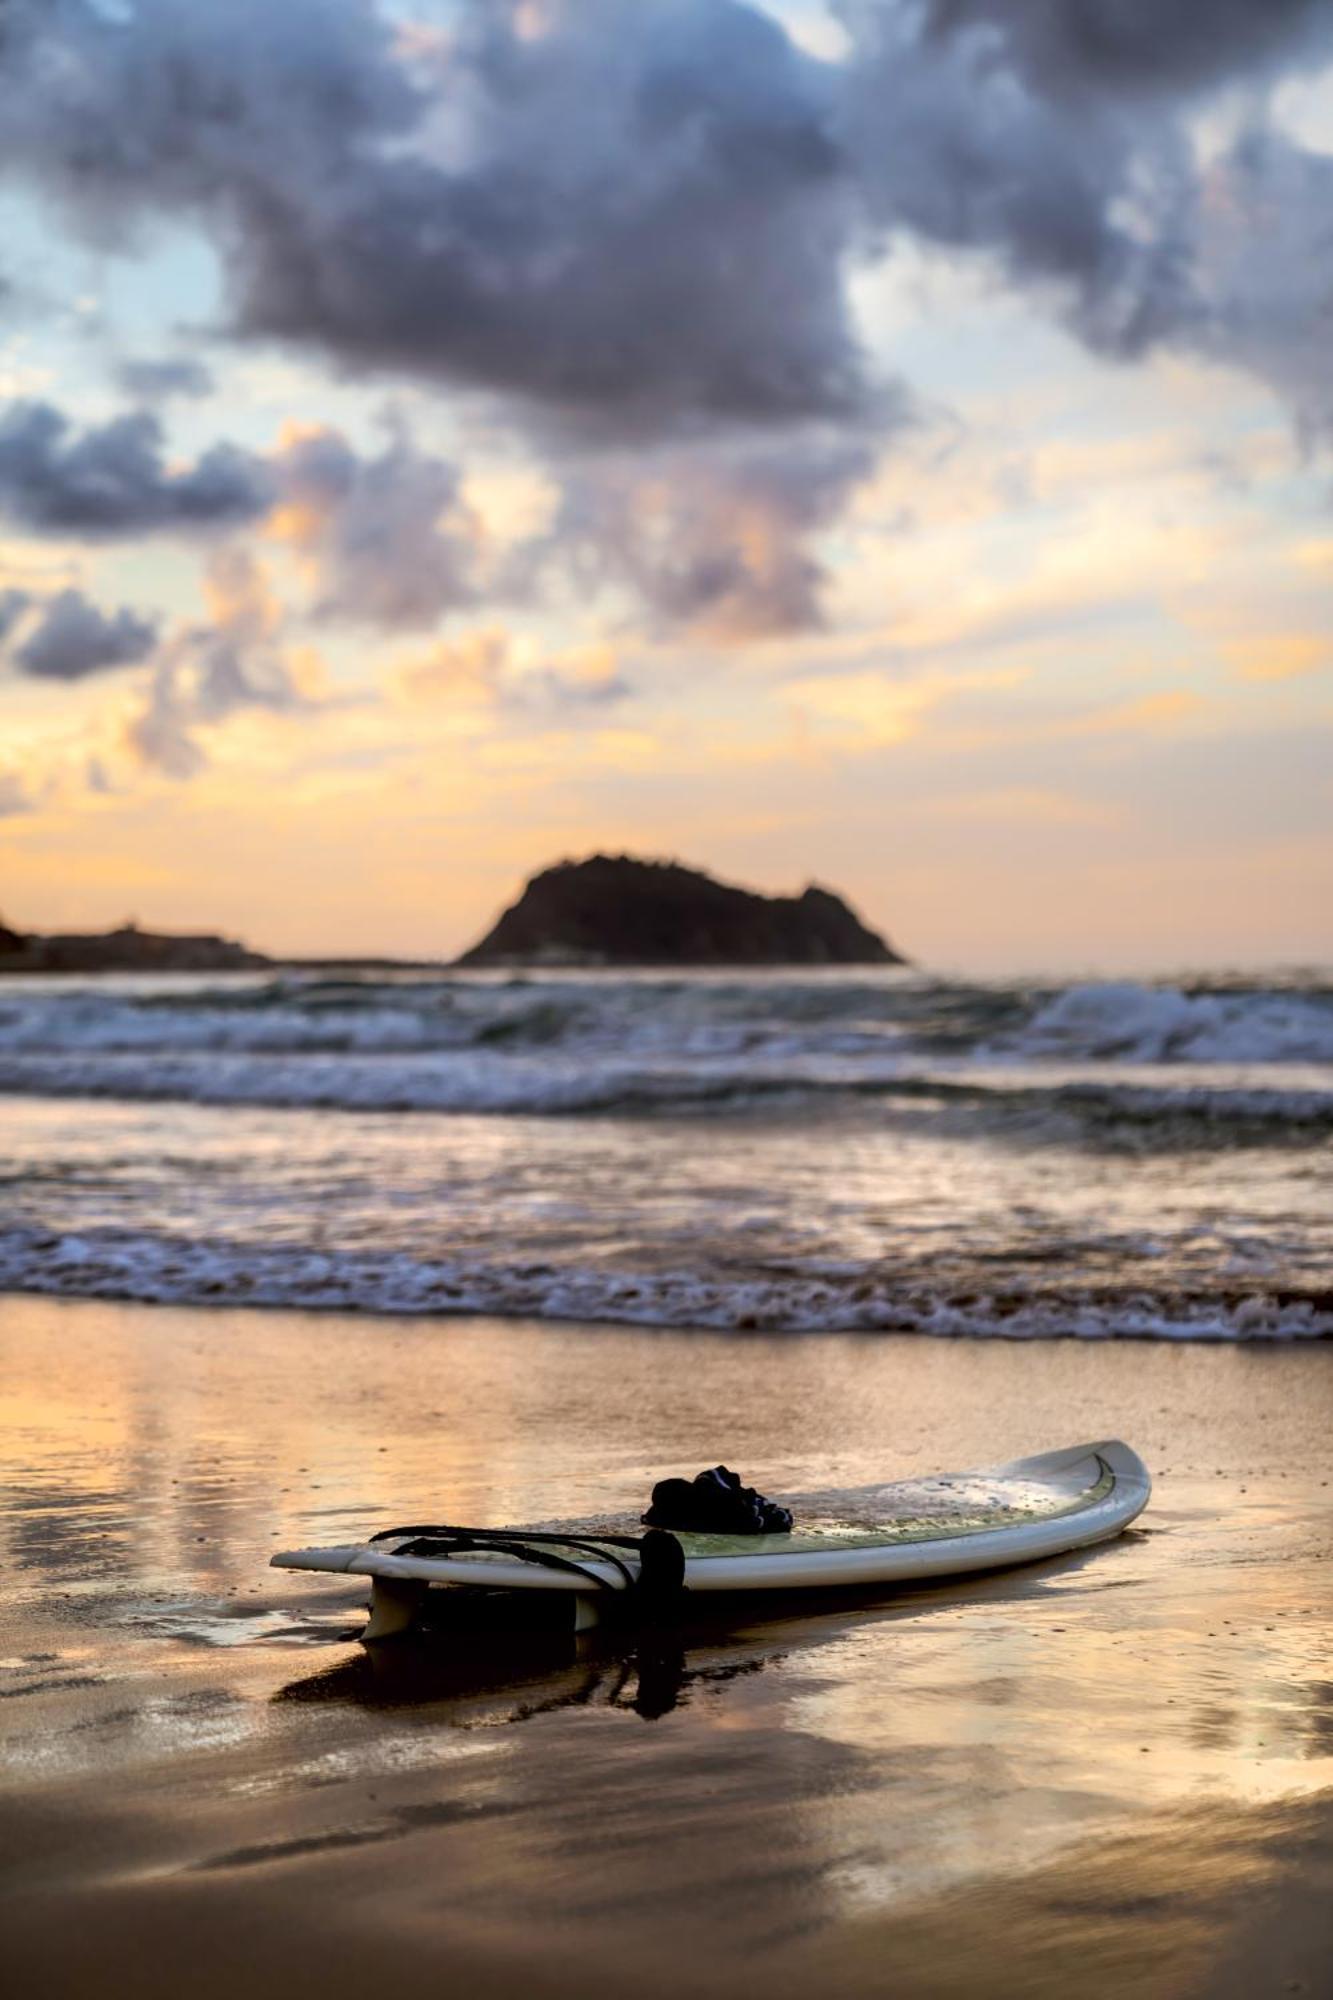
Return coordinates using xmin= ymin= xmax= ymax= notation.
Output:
xmin=631 ymin=1527 xmax=687 ymax=1618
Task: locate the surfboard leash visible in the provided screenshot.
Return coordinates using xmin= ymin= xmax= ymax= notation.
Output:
xmin=367 ymin=1522 xmax=687 ymax=1610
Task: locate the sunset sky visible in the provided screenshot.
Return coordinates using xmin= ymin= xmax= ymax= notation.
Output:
xmin=0 ymin=0 xmax=1330 ymax=971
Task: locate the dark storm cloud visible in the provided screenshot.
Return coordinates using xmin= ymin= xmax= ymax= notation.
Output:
xmin=0 ymin=389 xmax=486 ymax=628
xmin=1191 ymin=129 xmax=1333 ymax=446
xmin=836 ymin=0 xmax=1333 ymax=404
xmin=0 ymin=401 xmax=272 ymax=535
xmin=915 ymin=0 xmax=1333 ymax=98
xmin=0 ymin=0 xmax=1328 ymax=574
xmin=236 ymin=0 xmax=865 ymax=432
xmin=3 ymin=587 xmax=158 ymax=680
xmin=0 ymin=0 xmax=868 ymax=434
xmin=0 ymin=394 xmax=482 ymax=629
xmin=837 ymin=2 xmax=1201 ymax=358
xmin=115 ymin=357 xmax=216 ymax=400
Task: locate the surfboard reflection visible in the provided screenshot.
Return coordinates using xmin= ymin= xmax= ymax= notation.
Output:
xmin=271 ymin=1627 xmax=765 ymax=1722
xmin=271 ymin=1541 xmax=1124 ymax=1728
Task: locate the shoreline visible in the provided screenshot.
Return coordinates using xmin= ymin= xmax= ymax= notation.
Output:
xmin=2 ymin=1296 xmax=1331 ymax=1997
xmin=2 ymin=1281 xmax=1329 ymax=1342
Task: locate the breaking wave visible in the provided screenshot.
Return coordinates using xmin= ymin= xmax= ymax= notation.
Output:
xmin=0 ymin=1049 xmax=1328 ymax=1141
xmin=991 ymin=981 xmax=1333 ymax=1065
xmin=0 ymin=1223 xmax=1326 ymax=1342
xmin=2 ymin=968 xmax=1327 ymax=1341
xmin=1 ymin=970 xmax=1329 ymax=1062
xmin=0 ymin=972 xmax=1329 ymax=1132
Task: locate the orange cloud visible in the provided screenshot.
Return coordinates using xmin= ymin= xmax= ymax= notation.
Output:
xmin=460 ymin=463 xmax=559 ymax=546
xmin=781 ymin=669 xmax=933 ymax=747
xmin=395 ymin=629 xmax=510 ymax=706
xmin=1290 ymin=538 xmax=1333 ymax=574
xmin=1223 ymin=633 xmax=1328 ymax=683
xmin=201 ymin=546 xmax=282 ymax=638
xmin=1068 ymin=689 xmax=1205 ymax=734
xmin=394 ymin=629 xmax=625 ymax=711
xmin=916 ymin=787 xmax=1121 ymax=828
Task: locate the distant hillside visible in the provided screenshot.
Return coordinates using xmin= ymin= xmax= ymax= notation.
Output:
xmin=457 ymin=855 xmax=903 ymax=968
xmin=0 ymin=919 xmax=269 ymax=975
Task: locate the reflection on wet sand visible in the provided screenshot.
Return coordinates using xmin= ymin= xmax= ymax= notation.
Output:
xmin=277 ymin=1628 xmax=715 ymax=1724
xmin=2 ymin=1295 xmax=1332 ymax=1998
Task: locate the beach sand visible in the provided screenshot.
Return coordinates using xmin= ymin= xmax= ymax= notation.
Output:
xmin=2 ymin=1295 xmax=1330 ymax=1998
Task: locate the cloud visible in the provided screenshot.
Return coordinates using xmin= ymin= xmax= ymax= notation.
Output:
xmin=395 ymin=628 xmax=511 ymax=706
xmin=541 ymin=426 xmax=881 ymax=637
xmin=0 ymin=397 xmax=493 ymax=632
xmin=0 ymin=400 xmax=271 ymax=535
xmin=9 ymin=0 xmax=1324 ymax=436
xmin=6 ymin=586 xmax=158 ymax=680
xmin=0 ymin=392 xmax=488 ymax=629
xmin=1189 ymin=130 xmax=1333 ymax=446
xmin=0 ymin=587 xmax=31 ymax=642
xmin=0 ymin=583 xmax=161 ymax=683
xmin=1064 ymin=688 xmax=1206 ymax=734
xmin=0 ymin=396 xmax=876 ymax=639
xmin=0 ymin=768 xmax=33 ymax=814
xmin=526 ymin=641 xmax=628 ymax=707
xmin=0 ymin=0 xmax=1328 ymax=608
xmin=782 ymin=664 xmax=940 ymax=746
xmin=251 ymin=0 xmax=867 ymax=432
xmin=838 ymin=3 xmax=1333 ymax=415
xmin=0 ymin=0 xmax=871 ymax=436
xmin=265 ymin=414 xmax=881 ymax=639
xmin=396 ymin=627 xmax=628 ymax=710
xmin=839 ymin=3 xmax=1201 ymax=359
xmin=122 ymin=548 xmax=308 ymax=776
xmin=1222 ymin=633 xmax=1330 ymax=683
xmin=914 ymin=1 xmax=1333 ymax=99
xmin=115 ymin=356 xmax=216 ymax=400
xmin=121 ymin=677 xmax=208 ymax=780
xmin=270 ymin=425 xmax=481 ymax=628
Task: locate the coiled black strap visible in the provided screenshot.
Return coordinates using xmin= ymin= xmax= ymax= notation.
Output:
xmin=368 ymin=1522 xmax=671 ymax=1596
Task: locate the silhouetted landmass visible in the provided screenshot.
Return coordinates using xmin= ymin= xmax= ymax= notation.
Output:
xmin=457 ymin=855 xmax=903 ymax=967
xmin=2 ymin=858 xmax=903 ymax=974
xmin=0 ymin=919 xmax=269 ymax=974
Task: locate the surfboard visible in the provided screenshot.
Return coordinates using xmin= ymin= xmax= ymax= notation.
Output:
xmin=272 ymin=1439 xmax=1149 ymax=1637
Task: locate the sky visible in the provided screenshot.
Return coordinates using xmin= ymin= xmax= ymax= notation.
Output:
xmin=0 ymin=0 xmax=1330 ymax=973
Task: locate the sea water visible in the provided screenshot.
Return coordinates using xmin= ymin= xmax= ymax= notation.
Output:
xmin=0 ymin=967 xmax=1329 ymax=1340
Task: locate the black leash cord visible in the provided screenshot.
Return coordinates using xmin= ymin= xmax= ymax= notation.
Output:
xmin=368 ymin=1523 xmax=647 ymax=1593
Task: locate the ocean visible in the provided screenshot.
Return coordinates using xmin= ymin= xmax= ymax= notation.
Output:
xmin=1 ymin=967 xmax=1329 ymax=1342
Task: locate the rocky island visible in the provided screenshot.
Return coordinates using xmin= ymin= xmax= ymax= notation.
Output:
xmin=457 ymin=855 xmax=903 ymax=967
xmin=0 ymin=919 xmax=269 ymax=975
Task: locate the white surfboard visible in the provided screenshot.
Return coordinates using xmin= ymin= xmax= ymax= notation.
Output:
xmin=273 ymin=1439 xmax=1150 ymax=1637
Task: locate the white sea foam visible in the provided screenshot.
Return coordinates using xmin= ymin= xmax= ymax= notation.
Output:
xmin=0 ymin=1048 xmax=1327 ymax=1129
xmin=0 ymin=974 xmax=1328 ymax=1095
xmin=0 ymin=1225 xmax=1325 ymax=1341
xmin=0 ymin=976 xmax=1329 ymax=1117
xmin=0 ymin=1048 xmax=909 ymax=1114
xmin=995 ymin=982 xmax=1333 ymax=1065
xmin=2 ymin=970 xmax=1327 ymax=1342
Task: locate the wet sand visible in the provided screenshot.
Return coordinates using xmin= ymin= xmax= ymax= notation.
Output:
xmin=2 ymin=1296 xmax=1330 ymax=1998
